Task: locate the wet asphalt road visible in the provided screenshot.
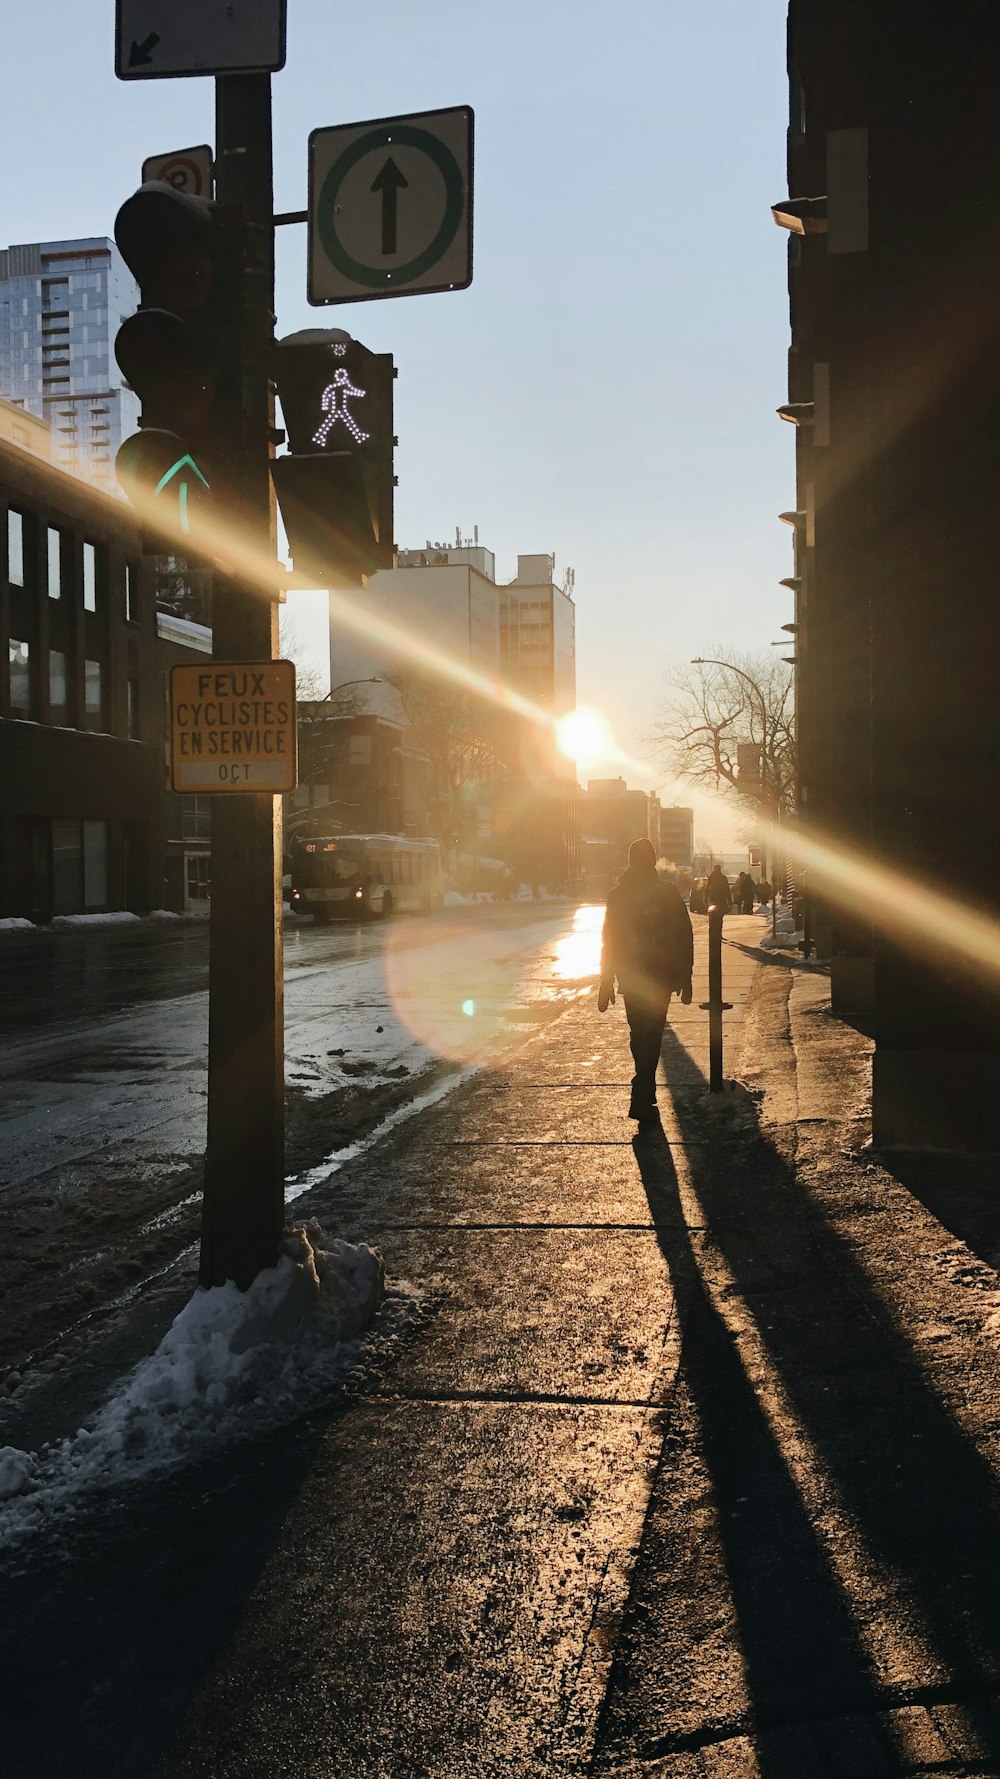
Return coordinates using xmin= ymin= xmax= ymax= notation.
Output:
xmin=0 ymin=901 xmax=589 ymax=1387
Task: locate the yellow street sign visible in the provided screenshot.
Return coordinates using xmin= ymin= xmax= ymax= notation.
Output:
xmin=170 ymin=660 xmax=297 ymax=793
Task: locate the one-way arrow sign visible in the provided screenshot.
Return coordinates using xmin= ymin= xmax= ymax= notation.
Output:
xmin=370 ymin=158 xmax=409 ymax=256
xmin=115 ymin=0 xmax=286 ymax=80
xmin=310 ymin=107 xmax=473 ymax=305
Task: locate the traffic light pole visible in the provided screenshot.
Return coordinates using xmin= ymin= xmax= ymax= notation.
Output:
xmin=199 ymin=73 xmax=285 ymax=1289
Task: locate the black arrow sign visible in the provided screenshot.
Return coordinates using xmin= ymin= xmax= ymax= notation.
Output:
xmin=128 ymin=31 xmax=160 ymax=67
xmin=370 ymin=157 xmax=408 ymax=257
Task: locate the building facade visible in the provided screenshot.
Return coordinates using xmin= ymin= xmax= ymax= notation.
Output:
xmin=658 ymin=806 xmax=694 ymax=870
xmin=499 ymin=553 xmax=576 ymax=776
xmin=779 ymin=0 xmax=1000 ymax=1146
xmin=0 ymin=237 xmax=139 ymax=492
xmin=580 ymin=778 xmax=661 ymax=894
xmin=0 ymin=436 xmax=205 ymax=919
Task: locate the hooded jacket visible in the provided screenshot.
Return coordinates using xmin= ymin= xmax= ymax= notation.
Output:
xmin=601 ymin=864 xmax=694 ymax=1001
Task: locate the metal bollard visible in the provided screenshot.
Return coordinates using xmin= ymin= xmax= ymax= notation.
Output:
xmin=699 ymin=904 xmax=733 ymax=1092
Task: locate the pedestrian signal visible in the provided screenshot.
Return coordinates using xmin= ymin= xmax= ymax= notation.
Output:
xmin=271 ymin=328 xmax=395 ymax=587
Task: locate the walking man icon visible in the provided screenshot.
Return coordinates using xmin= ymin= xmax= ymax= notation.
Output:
xmin=312 ymin=366 xmax=370 ymax=446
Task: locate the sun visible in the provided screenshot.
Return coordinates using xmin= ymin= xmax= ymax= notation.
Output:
xmin=557 ymin=706 xmax=612 ymax=767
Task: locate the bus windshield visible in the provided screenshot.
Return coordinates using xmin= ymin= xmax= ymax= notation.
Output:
xmin=293 ymin=838 xmax=364 ymax=888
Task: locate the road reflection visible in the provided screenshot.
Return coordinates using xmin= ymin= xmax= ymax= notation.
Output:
xmin=380 ymin=902 xmax=597 ymax=1068
xmin=550 ymin=902 xmax=603 ymax=980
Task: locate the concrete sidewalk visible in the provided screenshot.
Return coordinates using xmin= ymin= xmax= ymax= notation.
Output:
xmin=9 ymin=910 xmax=1000 ymax=1777
xmin=157 ymin=914 xmax=1000 ymax=1777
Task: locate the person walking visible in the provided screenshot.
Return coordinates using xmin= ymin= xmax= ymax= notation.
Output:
xmin=739 ymin=872 xmax=756 ymax=915
xmin=598 ymin=837 xmax=694 ymax=1129
xmin=704 ymin=863 xmax=733 ymax=915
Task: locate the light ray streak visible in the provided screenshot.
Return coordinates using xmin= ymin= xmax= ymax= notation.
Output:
xmin=129 ymin=484 xmax=665 ymax=777
xmin=787 ymin=825 xmax=1000 ymax=981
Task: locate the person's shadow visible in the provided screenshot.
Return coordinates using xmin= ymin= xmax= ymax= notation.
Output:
xmin=596 ymin=1030 xmax=1000 ymax=1773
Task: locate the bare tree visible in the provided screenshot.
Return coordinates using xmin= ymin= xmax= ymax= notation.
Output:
xmin=278 ymin=608 xmax=329 ymax=701
xmin=651 ymin=650 xmax=795 ymax=818
xmin=381 ymin=662 xmax=503 ymax=852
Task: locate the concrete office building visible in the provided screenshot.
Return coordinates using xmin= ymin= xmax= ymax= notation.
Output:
xmin=327 ymin=542 xmax=500 ymax=688
xmin=659 ymin=806 xmax=694 ymax=870
xmin=500 ymin=553 xmax=576 ymax=776
xmin=0 ymin=237 xmax=139 ymax=492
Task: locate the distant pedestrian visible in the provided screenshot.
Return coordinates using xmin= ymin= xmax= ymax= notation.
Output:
xmin=598 ymin=837 xmax=694 ymax=1129
xmin=689 ymin=880 xmax=704 ymax=915
xmin=757 ymin=877 xmax=773 ymax=907
xmin=739 ymin=873 xmax=756 ymax=915
xmin=704 ymin=865 xmax=733 ymax=915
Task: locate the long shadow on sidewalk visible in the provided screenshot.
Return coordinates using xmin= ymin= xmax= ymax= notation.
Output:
xmin=596 ymin=1032 xmax=1000 ymax=1773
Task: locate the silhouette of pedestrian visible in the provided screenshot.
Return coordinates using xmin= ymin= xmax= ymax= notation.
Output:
xmin=705 ymin=864 xmax=733 ymax=916
xmin=598 ymin=837 xmax=694 ymax=1129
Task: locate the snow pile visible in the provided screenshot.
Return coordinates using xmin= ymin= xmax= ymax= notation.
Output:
xmin=759 ymin=904 xmax=801 ymax=951
xmin=148 ymin=908 xmax=182 ymax=921
xmin=0 ymin=917 xmax=34 ymax=933
xmin=51 ymin=911 xmax=141 ymax=929
xmin=0 ymin=1222 xmax=385 ymax=1547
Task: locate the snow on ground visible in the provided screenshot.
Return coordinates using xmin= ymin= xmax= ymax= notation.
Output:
xmin=759 ymin=904 xmax=801 ymax=950
xmin=0 ymin=1222 xmax=390 ymax=1553
xmin=0 ymin=918 xmax=34 ymax=932
xmin=51 ymin=911 xmax=142 ymax=929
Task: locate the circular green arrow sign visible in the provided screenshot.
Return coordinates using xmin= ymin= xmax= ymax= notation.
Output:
xmin=316 ymin=124 xmax=465 ymax=289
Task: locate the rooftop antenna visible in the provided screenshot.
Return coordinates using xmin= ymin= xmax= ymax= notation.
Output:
xmin=474 ymin=524 xmax=479 ymax=544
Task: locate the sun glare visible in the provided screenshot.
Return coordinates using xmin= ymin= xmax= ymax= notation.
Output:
xmin=557 ymin=706 xmax=611 ymax=766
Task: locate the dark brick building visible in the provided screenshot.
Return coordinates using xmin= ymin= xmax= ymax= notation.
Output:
xmin=779 ymin=1 xmax=1000 ymax=1145
xmin=0 ymin=438 xmax=205 ymax=919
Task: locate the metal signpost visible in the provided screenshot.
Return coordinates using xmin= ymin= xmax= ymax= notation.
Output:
xmin=308 ymin=106 xmax=474 ymax=304
xmin=142 ymin=143 xmax=214 ymax=196
xmin=116 ymin=0 xmax=286 ymax=79
xmin=116 ymin=9 xmax=472 ymax=1293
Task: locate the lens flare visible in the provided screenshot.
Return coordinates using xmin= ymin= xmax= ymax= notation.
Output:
xmin=557 ymin=706 xmax=611 ymax=766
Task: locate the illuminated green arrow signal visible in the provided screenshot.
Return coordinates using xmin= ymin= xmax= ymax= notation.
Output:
xmin=154 ymin=452 xmax=211 ymax=534
xmin=116 ymin=429 xmax=214 ymax=542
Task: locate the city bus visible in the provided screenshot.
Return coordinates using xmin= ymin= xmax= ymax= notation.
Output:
xmin=289 ymin=833 xmax=443 ymax=922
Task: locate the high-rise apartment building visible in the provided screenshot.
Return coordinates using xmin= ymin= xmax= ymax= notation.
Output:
xmin=0 ymin=238 xmax=139 ymax=492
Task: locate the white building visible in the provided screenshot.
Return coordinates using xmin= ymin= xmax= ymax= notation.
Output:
xmin=327 ymin=540 xmax=501 ymax=690
xmin=0 ymin=237 xmax=139 ymax=492
xmin=499 ymin=553 xmax=577 ymax=774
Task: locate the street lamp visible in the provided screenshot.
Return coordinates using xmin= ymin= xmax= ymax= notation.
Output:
xmin=320 ymin=675 xmax=384 ymax=702
xmin=689 ymin=656 xmax=783 ymax=935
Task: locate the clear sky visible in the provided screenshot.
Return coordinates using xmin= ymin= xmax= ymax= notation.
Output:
xmin=4 ymin=0 xmax=792 ymax=851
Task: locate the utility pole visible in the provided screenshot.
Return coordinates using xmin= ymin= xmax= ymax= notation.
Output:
xmin=200 ymin=73 xmax=285 ymax=1289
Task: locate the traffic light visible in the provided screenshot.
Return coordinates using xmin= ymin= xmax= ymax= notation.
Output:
xmin=113 ymin=181 xmax=243 ymax=546
xmin=271 ymin=329 xmax=395 ymax=587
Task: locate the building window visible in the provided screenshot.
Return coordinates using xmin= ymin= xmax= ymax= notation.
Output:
xmin=125 ymin=561 xmax=139 ymax=623
xmin=186 ymin=853 xmax=210 ymax=904
xmin=83 ymin=821 xmax=108 ymax=908
xmin=348 ymin=734 xmax=372 ymax=767
xmin=49 ymin=650 xmax=68 ymax=726
xmin=47 ymin=526 xmax=62 ymax=599
xmin=180 ymin=796 xmax=211 ymax=840
xmin=127 ymin=678 xmax=140 ymax=740
xmin=82 ymin=541 xmax=97 ymax=612
xmin=9 ymin=639 xmax=32 ymax=718
xmin=84 ymin=658 xmax=104 ymax=732
xmin=7 ymin=509 xmax=24 ymax=587
xmin=52 ymin=819 xmax=82 ymax=915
